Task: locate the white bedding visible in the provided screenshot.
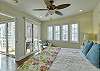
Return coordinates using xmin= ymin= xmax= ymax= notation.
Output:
xmin=49 ymin=48 xmax=99 ymax=71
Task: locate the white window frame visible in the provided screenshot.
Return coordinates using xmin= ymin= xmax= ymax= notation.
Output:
xmin=70 ymin=24 xmax=79 ymax=43
xmin=54 ymin=26 xmax=60 ymax=40
xmin=48 ymin=26 xmax=53 ymax=40
xmin=61 ymin=25 xmax=68 ymax=41
xmin=25 ymin=20 xmax=33 ymax=54
xmin=33 ymin=24 xmax=38 ymax=40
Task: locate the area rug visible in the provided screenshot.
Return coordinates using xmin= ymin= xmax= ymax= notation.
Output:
xmin=17 ymin=47 xmax=61 ymax=71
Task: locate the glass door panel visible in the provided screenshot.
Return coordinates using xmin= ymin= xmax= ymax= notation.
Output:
xmin=0 ymin=24 xmax=6 ymax=54
xmin=8 ymin=22 xmax=15 ymax=56
xmin=33 ymin=24 xmax=41 ymax=53
xmin=25 ymin=21 xmax=33 ymax=54
xmin=33 ymin=24 xmax=38 ymax=51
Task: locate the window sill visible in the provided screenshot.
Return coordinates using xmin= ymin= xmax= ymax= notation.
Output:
xmin=71 ymin=41 xmax=80 ymax=44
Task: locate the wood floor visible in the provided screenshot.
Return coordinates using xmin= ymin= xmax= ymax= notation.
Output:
xmin=0 ymin=54 xmax=17 ymax=71
xmin=0 ymin=53 xmax=33 ymax=71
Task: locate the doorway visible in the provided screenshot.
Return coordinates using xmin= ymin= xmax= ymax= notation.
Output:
xmin=0 ymin=21 xmax=15 ymax=57
xmin=8 ymin=22 xmax=15 ymax=56
xmin=0 ymin=24 xmax=6 ymax=54
xmin=0 ymin=12 xmax=15 ymax=57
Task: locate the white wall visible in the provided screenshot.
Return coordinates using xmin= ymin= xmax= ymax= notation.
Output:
xmin=15 ymin=17 xmax=25 ymax=60
xmin=41 ymin=11 xmax=93 ymax=48
xmin=93 ymin=1 xmax=100 ymax=43
xmin=0 ymin=1 xmax=41 ymax=60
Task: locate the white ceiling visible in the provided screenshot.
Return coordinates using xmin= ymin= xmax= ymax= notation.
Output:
xmin=1 ymin=0 xmax=100 ymax=21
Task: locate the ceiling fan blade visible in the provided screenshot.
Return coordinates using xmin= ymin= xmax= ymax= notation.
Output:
xmin=43 ymin=0 xmax=52 ymax=6
xmin=33 ymin=9 xmax=48 ymax=11
xmin=56 ymin=4 xmax=71 ymax=9
xmin=55 ymin=11 xmax=63 ymax=16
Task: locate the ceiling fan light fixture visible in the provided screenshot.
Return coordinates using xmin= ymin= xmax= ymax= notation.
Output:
xmin=48 ymin=10 xmax=55 ymax=15
xmin=80 ymin=10 xmax=83 ymax=12
xmin=13 ymin=0 xmax=18 ymax=3
xmin=39 ymin=16 xmax=42 ymax=18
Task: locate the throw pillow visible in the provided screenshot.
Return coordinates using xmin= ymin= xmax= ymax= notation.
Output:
xmin=82 ymin=41 xmax=94 ymax=56
xmin=86 ymin=43 xmax=100 ymax=68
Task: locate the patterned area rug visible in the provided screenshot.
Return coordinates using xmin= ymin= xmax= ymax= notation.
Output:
xmin=17 ymin=47 xmax=61 ymax=71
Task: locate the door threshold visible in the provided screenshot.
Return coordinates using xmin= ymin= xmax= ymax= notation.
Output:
xmin=0 ymin=52 xmax=15 ymax=58
xmin=0 ymin=51 xmax=6 ymax=55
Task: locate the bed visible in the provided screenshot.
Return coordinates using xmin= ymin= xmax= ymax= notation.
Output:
xmin=49 ymin=48 xmax=99 ymax=71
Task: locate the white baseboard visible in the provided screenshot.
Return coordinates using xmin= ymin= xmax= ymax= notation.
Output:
xmin=15 ymin=52 xmax=34 ymax=61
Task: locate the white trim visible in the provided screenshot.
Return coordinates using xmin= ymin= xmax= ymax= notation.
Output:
xmin=0 ymin=18 xmax=15 ymax=24
xmin=15 ymin=52 xmax=34 ymax=61
xmin=25 ymin=18 xmax=41 ymax=25
xmin=0 ymin=12 xmax=14 ymax=18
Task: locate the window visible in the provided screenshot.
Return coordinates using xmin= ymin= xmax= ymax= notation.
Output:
xmin=25 ymin=21 xmax=33 ymax=54
xmin=54 ymin=26 xmax=60 ymax=40
xmin=33 ymin=24 xmax=41 ymax=51
xmin=26 ymin=21 xmax=32 ymax=42
xmin=8 ymin=22 xmax=15 ymax=55
xmin=70 ymin=24 xmax=79 ymax=42
xmin=47 ymin=24 xmax=79 ymax=42
xmin=33 ymin=24 xmax=38 ymax=40
xmin=61 ymin=25 xmax=68 ymax=41
xmin=48 ymin=26 xmax=53 ymax=40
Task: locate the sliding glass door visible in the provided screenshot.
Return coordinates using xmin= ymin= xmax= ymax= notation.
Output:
xmin=25 ymin=19 xmax=41 ymax=54
xmin=33 ymin=24 xmax=39 ymax=51
xmin=25 ymin=21 xmax=33 ymax=54
xmin=0 ymin=21 xmax=15 ymax=56
xmin=8 ymin=22 xmax=15 ymax=56
xmin=0 ymin=24 xmax=6 ymax=54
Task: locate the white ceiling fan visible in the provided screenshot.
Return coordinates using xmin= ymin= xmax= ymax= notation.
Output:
xmin=33 ymin=0 xmax=71 ymax=17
